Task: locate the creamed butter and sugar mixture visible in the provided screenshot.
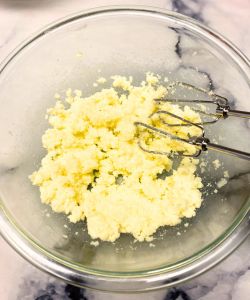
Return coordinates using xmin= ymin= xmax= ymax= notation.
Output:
xmin=30 ymin=74 xmax=203 ymax=242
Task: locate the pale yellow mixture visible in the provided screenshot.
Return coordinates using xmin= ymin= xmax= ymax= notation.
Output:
xmin=30 ymin=74 xmax=203 ymax=242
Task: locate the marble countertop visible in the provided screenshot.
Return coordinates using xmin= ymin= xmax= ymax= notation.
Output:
xmin=0 ymin=0 xmax=250 ymax=299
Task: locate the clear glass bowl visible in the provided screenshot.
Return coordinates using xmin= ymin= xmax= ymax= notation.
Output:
xmin=0 ymin=6 xmax=249 ymax=292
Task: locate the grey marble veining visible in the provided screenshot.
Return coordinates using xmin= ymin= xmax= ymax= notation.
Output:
xmin=0 ymin=0 xmax=250 ymax=299
xmin=171 ymin=0 xmax=206 ymax=22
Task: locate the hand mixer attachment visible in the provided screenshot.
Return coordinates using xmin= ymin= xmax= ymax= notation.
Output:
xmin=155 ymin=82 xmax=250 ymax=125
xmin=134 ymin=82 xmax=250 ymax=160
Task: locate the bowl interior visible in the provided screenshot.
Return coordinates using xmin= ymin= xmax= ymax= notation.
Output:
xmin=0 ymin=8 xmax=249 ymax=274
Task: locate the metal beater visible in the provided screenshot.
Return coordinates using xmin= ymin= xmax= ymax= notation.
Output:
xmin=134 ymin=82 xmax=250 ymax=160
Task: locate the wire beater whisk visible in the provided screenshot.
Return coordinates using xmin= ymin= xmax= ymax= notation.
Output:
xmin=134 ymin=82 xmax=250 ymax=160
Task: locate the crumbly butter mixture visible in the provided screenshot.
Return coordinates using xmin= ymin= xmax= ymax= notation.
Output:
xmin=30 ymin=74 xmax=203 ymax=242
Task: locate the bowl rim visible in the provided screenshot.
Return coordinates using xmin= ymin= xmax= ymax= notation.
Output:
xmin=0 ymin=5 xmax=249 ymax=292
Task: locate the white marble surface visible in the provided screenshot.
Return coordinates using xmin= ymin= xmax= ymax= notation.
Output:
xmin=0 ymin=0 xmax=250 ymax=299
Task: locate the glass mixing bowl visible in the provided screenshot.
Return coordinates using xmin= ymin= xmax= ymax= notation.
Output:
xmin=0 ymin=6 xmax=249 ymax=292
